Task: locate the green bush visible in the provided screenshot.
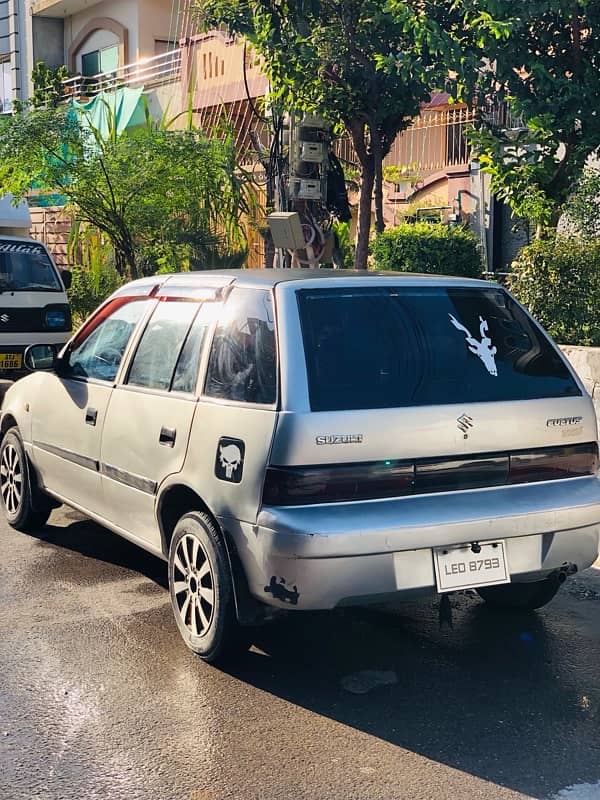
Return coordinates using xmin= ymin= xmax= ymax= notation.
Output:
xmin=509 ymin=236 xmax=600 ymax=347
xmin=371 ymin=222 xmax=483 ymax=278
xmin=331 ymin=220 xmax=354 ymax=268
xmin=68 ymin=264 xmax=122 ymax=328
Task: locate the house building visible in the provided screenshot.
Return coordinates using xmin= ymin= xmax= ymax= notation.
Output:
xmin=0 ymin=0 xmax=31 ymax=112
xmin=16 ymin=0 xmax=521 ymax=269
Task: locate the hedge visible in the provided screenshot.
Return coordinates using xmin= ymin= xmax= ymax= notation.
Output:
xmin=509 ymin=236 xmax=600 ymax=347
xmin=371 ymin=222 xmax=483 ymax=278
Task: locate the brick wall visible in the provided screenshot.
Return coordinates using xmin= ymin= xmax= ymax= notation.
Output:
xmin=29 ymin=207 xmax=72 ymax=270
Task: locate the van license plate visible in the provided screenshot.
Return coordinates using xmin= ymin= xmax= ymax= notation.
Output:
xmin=0 ymin=353 xmax=22 ymax=370
xmin=434 ymin=541 xmax=510 ymax=592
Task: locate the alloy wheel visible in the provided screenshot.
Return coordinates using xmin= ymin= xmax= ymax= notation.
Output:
xmin=172 ymin=533 xmax=215 ymax=637
xmin=1 ymin=443 xmax=22 ymax=516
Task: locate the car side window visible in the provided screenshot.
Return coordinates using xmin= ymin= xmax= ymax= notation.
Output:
xmin=205 ymin=288 xmax=277 ymax=404
xmin=171 ymin=304 xmax=212 ymax=394
xmin=69 ymin=299 xmax=152 ymax=382
xmin=127 ymin=300 xmax=198 ymax=391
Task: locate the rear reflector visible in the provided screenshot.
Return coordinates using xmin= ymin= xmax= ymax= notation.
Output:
xmin=263 ymin=442 xmax=599 ymax=506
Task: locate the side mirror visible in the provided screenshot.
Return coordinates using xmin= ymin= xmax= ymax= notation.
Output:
xmin=23 ymin=344 xmax=58 ymax=371
xmin=61 ymin=269 xmax=72 ymax=290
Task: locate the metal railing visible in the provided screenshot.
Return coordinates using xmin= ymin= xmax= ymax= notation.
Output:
xmin=334 ymin=101 xmax=524 ymax=182
xmin=60 ymin=48 xmax=182 ymax=102
xmin=334 ymin=105 xmax=476 ymax=178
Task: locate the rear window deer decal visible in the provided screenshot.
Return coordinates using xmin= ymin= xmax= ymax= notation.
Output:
xmin=449 ymin=314 xmax=498 ymax=376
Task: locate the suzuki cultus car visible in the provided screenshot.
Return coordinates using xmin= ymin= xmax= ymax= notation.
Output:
xmin=1 ymin=271 xmax=599 ymax=662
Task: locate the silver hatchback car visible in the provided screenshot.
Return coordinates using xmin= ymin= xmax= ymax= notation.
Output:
xmin=2 ymin=270 xmax=599 ymax=662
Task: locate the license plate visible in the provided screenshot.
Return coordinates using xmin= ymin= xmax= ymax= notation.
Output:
xmin=0 ymin=353 xmax=22 ymax=370
xmin=434 ymin=541 xmax=510 ymax=592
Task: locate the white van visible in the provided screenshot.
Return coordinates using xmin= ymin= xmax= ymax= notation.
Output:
xmin=0 ymin=197 xmax=72 ymax=377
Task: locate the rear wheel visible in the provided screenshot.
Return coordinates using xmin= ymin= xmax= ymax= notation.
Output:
xmin=477 ymin=576 xmax=561 ymax=611
xmin=168 ymin=511 xmax=248 ymax=664
xmin=0 ymin=427 xmax=53 ymax=531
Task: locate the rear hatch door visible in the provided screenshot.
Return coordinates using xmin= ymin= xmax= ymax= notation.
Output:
xmin=267 ymin=281 xmax=597 ymax=504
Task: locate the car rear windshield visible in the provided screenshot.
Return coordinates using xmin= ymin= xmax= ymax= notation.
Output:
xmin=297 ymin=286 xmax=580 ymax=411
xmin=0 ymin=240 xmax=61 ymax=291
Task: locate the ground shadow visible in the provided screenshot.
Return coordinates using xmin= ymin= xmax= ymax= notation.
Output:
xmin=228 ymin=594 xmax=600 ymax=797
xmin=24 ymin=508 xmax=168 ymax=589
xmin=23 ymin=511 xmax=600 ymax=798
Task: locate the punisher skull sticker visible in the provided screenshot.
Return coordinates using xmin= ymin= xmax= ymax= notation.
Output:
xmin=215 ymin=437 xmax=245 ymax=483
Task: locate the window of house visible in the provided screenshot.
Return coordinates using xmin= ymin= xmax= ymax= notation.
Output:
xmin=0 ymin=59 xmax=12 ymax=114
xmin=205 ymin=288 xmax=277 ymax=404
xmin=81 ymin=44 xmax=119 ymax=76
xmin=154 ymin=39 xmax=173 ymax=56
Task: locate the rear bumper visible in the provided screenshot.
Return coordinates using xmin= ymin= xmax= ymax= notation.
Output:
xmin=223 ymin=476 xmax=600 ymax=610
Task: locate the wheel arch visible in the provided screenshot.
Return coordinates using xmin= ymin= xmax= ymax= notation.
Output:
xmin=0 ymin=413 xmax=18 ymax=438
xmin=156 ymin=482 xmax=218 ymax=558
xmin=156 ymin=481 xmax=269 ymax=626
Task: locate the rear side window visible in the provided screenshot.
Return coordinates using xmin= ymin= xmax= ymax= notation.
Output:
xmin=205 ymin=288 xmax=277 ymax=404
xmin=127 ymin=300 xmax=198 ymax=391
xmin=171 ymin=304 xmax=212 ymax=393
xmin=297 ymin=286 xmax=580 ymax=412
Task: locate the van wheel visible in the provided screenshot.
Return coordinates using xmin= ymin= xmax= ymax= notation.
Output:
xmin=477 ymin=577 xmax=561 ymax=611
xmin=168 ymin=511 xmax=248 ymax=664
xmin=0 ymin=427 xmax=53 ymax=531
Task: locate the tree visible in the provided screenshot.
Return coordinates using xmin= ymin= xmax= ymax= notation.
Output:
xmin=0 ymin=103 xmax=253 ymax=279
xmin=30 ymin=62 xmax=71 ymax=109
xmin=562 ymin=166 xmax=600 ymax=241
xmin=199 ymin=0 xmax=476 ymax=269
xmin=466 ymin=0 xmax=600 ymax=233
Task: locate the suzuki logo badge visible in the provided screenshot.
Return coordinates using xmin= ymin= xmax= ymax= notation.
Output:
xmin=457 ymin=413 xmax=473 ymax=437
xmin=0 ymin=314 xmax=9 ymax=324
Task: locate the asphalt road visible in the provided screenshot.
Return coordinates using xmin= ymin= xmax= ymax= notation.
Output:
xmin=1 ymin=507 xmax=600 ymax=800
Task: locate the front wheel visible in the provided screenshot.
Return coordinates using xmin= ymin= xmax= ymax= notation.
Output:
xmin=0 ymin=427 xmax=53 ymax=531
xmin=168 ymin=511 xmax=248 ymax=664
xmin=477 ymin=576 xmax=561 ymax=611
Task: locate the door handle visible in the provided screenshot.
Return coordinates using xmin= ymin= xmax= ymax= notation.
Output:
xmin=85 ymin=407 xmax=98 ymax=426
xmin=159 ymin=426 xmax=176 ymax=447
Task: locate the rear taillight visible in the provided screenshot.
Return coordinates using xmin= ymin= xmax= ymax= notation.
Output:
xmin=263 ymin=461 xmax=414 ymax=505
xmin=263 ymin=442 xmax=599 ymax=506
xmin=509 ymin=443 xmax=599 ymax=484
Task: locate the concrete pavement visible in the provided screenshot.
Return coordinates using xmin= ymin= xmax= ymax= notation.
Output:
xmin=1 ymin=507 xmax=600 ymax=800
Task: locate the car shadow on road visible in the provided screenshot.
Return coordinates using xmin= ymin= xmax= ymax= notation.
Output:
xmin=226 ymin=594 xmax=600 ymax=799
xmin=22 ymin=511 xmax=600 ymax=798
xmin=24 ymin=509 xmax=168 ymax=589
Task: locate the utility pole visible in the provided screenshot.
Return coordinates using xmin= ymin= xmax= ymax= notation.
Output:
xmin=266 ymin=110 xmax=350 ymax=267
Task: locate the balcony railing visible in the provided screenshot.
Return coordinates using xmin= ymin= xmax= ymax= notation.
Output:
xmin=334 ymin=106 xmax=477 ymax=181
xmin=60 ymin=49 xmax=182 ymax=102
xmin=334 ymin=101 xmax=525 ymax=186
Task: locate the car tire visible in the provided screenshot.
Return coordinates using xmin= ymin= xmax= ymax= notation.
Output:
xmin=168 ymin=511 xmax=248 ymax=664
xmin=0 ymin=427 xmax=53 ymax=531
xmin=477 ymin=576 xmax=561 ymax=611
